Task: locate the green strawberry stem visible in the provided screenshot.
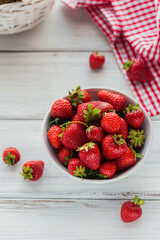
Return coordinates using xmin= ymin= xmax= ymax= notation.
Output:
xmin=20 ymin=166 xmax=33 ymax=180
xmin=60 ymin=121 xmax=89 ymax=129
xmin=64 ymin=150 xmax=74 ymax=167
xmin=123 ymin=60 xmax=134 ymax=70
xmin=4 ymin=151 xmax=16 ymax=166
xmin=73 ymin=165 xmax=87 ymax=180
xmin=134 ymin=196 xmax=145 ymax=207
xmin=83 ymin=104 xmax=101 ymax=125
xmin=127 ymin=129 xmax=145 ymax=147
xmin=129 ymin=145 xmax=143 ymax=160
xmin=77 ymin=142 xmax=96 ymax=152
xmin=69 ymin=86 xmax=85 ymax=107
xmin=125 ymin=104 xmax=140 ymax=113
xmin=113 ymin=134 xmax=125 ymax=146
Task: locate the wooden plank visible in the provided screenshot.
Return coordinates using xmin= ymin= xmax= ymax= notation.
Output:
xmin=0 ymin=51 xmax=132 ymax=120
xmin=0 ymin=1 xmax=111 ymax=52
xmin=0 ymin=199 xmax=160 ymax=239
xmin=0 ymin=119 xmax=159 ymax=199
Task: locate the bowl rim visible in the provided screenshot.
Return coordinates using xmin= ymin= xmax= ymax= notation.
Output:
xmin=41 ymin=88 xmax=153 ymax=184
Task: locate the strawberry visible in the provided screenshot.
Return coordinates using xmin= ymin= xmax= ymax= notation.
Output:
xmin=51 ymin=99 xmax=73 ymax=119
xmin=20 ymin=160 xmax=44 ymax=181
xmin=102 ymin=134 xmax=127 ymax=160
xmin=77 ymin=102 xmax=101 ymax=124
xmin=89 ymin=52 xmax=105 ymax=69
xmin=58 ymin=146 xmax=74 ymax=166
xmin=125 ymin=104 xmax=145 ymax=129
xmin=69 ymin=86 xmax=91 ymax=107
xmin=121 ymin=196 xmax=145 ymax=223
xmin=68 ymin=158 xmax=86 ymax=179
xmin=115 ymin=146 xmax=136 ymax=172
xmin=91 ymin=101 xmax=114 ymax=114
xmin=127 ymin=129 xmax=145 ymax=149
xmin=98 ymin=90 xmax=126 ymax=112
xmin=100 ymin=112 xmax=121 ymax=133
xmin=86 ymin=125 xmax=104 ymax=143
xmin=116 ymin=118 xmax=128 ymax=140
xmin=62 ymin=123 xmax=87 ymax=149
xmin=48 ymin=125 xmax=63 ymax=149
xmin=3 ymin=147 xmax=20 ymax=166
xmin=72 ymin=114 xmax=81 ymax=122
xmin=77 ymin=142 xmax=101 ymax=170
xmin=123 ymin=59 xmax=153 ymax=83
xmin=99 ymin=161 xmax=116 ymax=178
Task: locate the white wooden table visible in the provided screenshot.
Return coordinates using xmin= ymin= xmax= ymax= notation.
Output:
xmin=0 ymin=1 xmax=160 ymax=239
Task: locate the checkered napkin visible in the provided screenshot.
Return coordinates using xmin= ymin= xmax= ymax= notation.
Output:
xmin=63 ymin=0 xmax=160 ymax=116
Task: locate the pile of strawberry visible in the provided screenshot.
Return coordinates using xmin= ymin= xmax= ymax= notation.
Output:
xmin=48 ymin=86 xmax=146 ymax=180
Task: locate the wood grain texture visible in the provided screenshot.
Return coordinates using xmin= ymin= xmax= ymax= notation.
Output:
xmin=0 ymin=119 xmax=159 ymax=199
xmin=0 ymin=199 xmax=160 ymax=240
xmin=0 ymin=0 xmax=111 ymax=52
xmin=0 ymin=51 xmax=132 ymax=120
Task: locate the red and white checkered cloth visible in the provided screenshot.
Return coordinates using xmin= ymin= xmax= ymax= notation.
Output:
xmin=63 ymin=0 xmax=160 ymax=116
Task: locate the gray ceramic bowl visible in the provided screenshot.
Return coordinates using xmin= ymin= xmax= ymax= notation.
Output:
xmin=42 ymin=88 xmax=152 ymax=183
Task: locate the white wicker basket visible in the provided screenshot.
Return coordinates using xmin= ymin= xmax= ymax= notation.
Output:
xmin=0 ymin=0 xmax=54 ymax=34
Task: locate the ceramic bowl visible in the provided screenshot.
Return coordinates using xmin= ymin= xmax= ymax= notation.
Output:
xmin=42 ymin=88 xmax=152 ymax=183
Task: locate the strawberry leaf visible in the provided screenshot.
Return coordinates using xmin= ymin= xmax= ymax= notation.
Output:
xmin=4 ymin=151 xmax=16 ymax=166
xmin=77 ymin=142 xmax=96 ymax=152
xmin=123 ymin=60 xmax=134 ymax=70
xmin=73 ymin=165 xmax=87 ymax=180
xmin=83 ymin=104 xmax=101 ymax=125
xmin=127 ymin=129 xmax=145 ymax=147
xmin=20 ymin=166 xmax=33 ymax=180
xmin=134 ymin=196 xmax=145 ymax=207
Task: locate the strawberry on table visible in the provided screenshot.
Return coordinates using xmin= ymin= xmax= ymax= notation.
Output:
xmin=20 ymin=160 xmax=44 ymax=181
xmin=68 ymin=158 xmax=86 ymax=179
xmin=99 ymin=161 xmax=116 ymax=179
xmin=62 ymin=123 xmax=87 ymax=149
xmin=102 ymin=134 xmax=127 ymax=160
xmin=3 ymin=147 xmax=20 ymax=166
xmin=86 ymin=125 xmax=104 ymax=143
xmin=51 ymin=99 xmax=73 ymax=119
xmin=100 ymin=112 xmax=121 ymax=133
xmin=115 ymin=146 xmax=136 ymax=172
xmin=58 ymin=146 xmax=74 ymax=166
xmin=121 ymin=196 xmax=145 ymax=223
xmin=48 ymin=125 xmax=63 ymax=149
xmin=116 ymin=118 xmax=128 ymax=140
xmin=123 ymin=58 xmax=153 ymax=83
xmin=89 ymin=52 xmax=105 ymax=69
xmin=127 ymin=129 xmax=145 ymax=149
xmin=77 ymin=142 xmax=101 ymax=170
xmin=69 ymin=86 xmax=91 ymax=107
xmin=125 ymin=104 xmax=145 ymax=129
xmin=98 ymin=90 xmax=126 ymax=112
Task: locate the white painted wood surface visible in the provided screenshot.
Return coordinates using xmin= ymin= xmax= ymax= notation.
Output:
xmin=0 ymin=0 xmax=160 ymax=239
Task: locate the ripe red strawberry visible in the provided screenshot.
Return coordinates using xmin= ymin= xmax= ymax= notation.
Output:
xmin=86 ymin=125 xmax=104 ymax=143
xmin=100 ymin=112 xmax=121 ymax=133
xmin=99 ymin=161 xmax=116 ymax=178
xmin=89 ymin=52 xmax=105 ymax=69
xmin=116 ymin=118 xmax=128 ymax=140
xmin=77 ymin=102 xmax=101 ymax=124
xmin=98 ymin=90 xmax=126 ymax=112
xmin=58 ymin=146 xmax=74 ymax=166
xmin=121 ymin=196 xmax=145 ymax=223
xmin=62 ymin=123 xmax=87 ymax=149
xmin=20 ymin=160 xmax=44 ymax=181
xmin=125 ymin=104 xmax=145 ymax=129
xmin=115 ymin=146 xmax=136 ymax=172
xmin=127 ymin=129 xmax=145 ymax=149
xmin=48 ymin=125 xmax=63 ymax=149
xmin=68 ymin=158 xmax=86 ymax=179
xmin=3 ymin=147 xmax=20 ymax=166
xmin=51 ymin=99 xmax=73 ymax=119
xmin=102 ymin=134 xmax=127 ymax=160
xmin=123 ymin=58 xmax=153 ymax=83
xmin=77 ymin=142 xmax=101 ymax=170
xmin=91 ymin=101 xmax=114 ymax=114
xmin=69 ymin=86 xmax=91 ymax=107
xmin=72 ymin=114 xmax=80 ymax=122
